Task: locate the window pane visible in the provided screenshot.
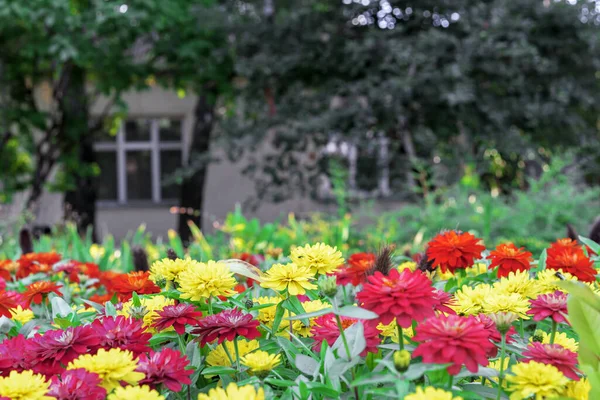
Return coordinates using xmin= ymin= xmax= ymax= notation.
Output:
xmin=125 ymin=119 xmax=151 ymax=141
xmin=95 ymin=151 xmax=117 ymax=201
xmin=161 ymin=150 xmax=182 ymax=199
xmin=126 ymin=151 xmax=152 ymax=200
xmin=159 ymin=118 xmax=182 ymax=141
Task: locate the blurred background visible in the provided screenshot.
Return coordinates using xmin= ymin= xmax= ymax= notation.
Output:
xmin=0 ymin=0 xmax=599 ymax=253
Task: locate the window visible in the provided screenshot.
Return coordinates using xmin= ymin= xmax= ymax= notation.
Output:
xmin=94 ymin=118 xmax=183 ymax=204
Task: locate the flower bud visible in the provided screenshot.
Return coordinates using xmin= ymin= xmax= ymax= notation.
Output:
xmin=127 ymin=305 xmax=148 ymax=320
xmin=245 ymin=298 xmax=255 ymax=309
xmin=532 ymin=329 xmax=545 ymax=343
xmin=318 ymin=276 xmax=338 ymax=298
xmin=488 ymin=312 xmax=519 ymax=334
xmin=393 ymin=350 xmax=411 ymax=373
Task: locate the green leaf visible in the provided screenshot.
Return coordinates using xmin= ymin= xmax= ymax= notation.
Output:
xmin=149 ymin=331 xmax=179 ymax=347
xmin=132 ymin=292 xmax=142 ymax=307
xmin=104 ymin=301 xmax=117 ymax=317
xmin=283 ymin=297 xmax=308 ymax=325
xmin=263 ymin=378 xmax=298 ymax=388
xmin=462 ymin=383 xmax=509 ymax=399
xmin=271 ymin=302 xmax=285 ymax=334
xmin=334 ymin=321 xmax=366 ymax=360
xmin=295 ymin=354 xmax=319 ymax=376
xmin=579 ymin=236 xmax=600 ymax=255
xmin=286 ymin=307 xmax=333 ymax=321
xmin=537 ymin=249 xmax=547 ymax=271
xmin=336 ymin=305 xmax=378 ymax=320
xmin=305 ymin=382 xmax=340 ymax=398
xmin=202 ymin=366 xmax=237 ymax=376
xmin=51 ymin=297 xmax=73 ymax=318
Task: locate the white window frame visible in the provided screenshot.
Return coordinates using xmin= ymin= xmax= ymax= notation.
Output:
xmin=94 ymin=118 xmax=184 ymax=205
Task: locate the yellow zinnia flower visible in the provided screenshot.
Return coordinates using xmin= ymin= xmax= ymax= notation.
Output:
xmin=405 ymin=386 xmax=463 ymax=400
xmin=493 ymin=270 xmax=539 ymax=299
xmin=466 ymin=262 xmax=488 ymax=276
xmin=241 ymin=350 xmax=281 ymax=376
xmin=149 ymin=257 xmax=190 ymax=284
xmin=119 ymin=295 xmax=175 ymax=332
xmin=290 ymin=243 xmax=345 ymax=275
xmin=398 ymin=261 xmax=417 ymax=272
xmin=197 ymin=382 xmax=265 ymax=400
xmin=562 ymin=378 xmax=590 ymax=400
xmin=451 ymin=284 xmax=492 ymax=316
xmin=482 ymin=292 xmax=530 ymax=319
xmin=206 ymin=340 xmax=260 ymax=367
xmin=506 ymin=361 xmax=568 ymax=400
xmin=260 ymin=263 xmax=317 ymax=295
xmin=9 ymin=306 xmax=34 ymax=325
xmin=0 ymin=370 xmax=52 ymax=400
xmin=108 ymin=385 xmax=164 ymax=400
xmin=67 ymin=348 xmax=144 ymax=391
xmin=535 ymin=269 xmax=578 ymax=294
xmin=177 ymin=260 xmax=237 ymax=301
xmin=377 ymin=318 xmax=414 ymax=343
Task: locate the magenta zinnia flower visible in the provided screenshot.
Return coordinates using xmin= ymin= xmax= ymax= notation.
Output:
xmin=413 ymin=314 xmax=495 ymax=375
xmin=48 ymin=368 xmax=107 ymax=400
xmin=356 ymin=268 xmax=437 ymax=327
xmin=0 ymin=335 xmax=33 ymax=376
xmin=432 ymin=289 xmax=456 ymax=315
xmin=137 ymin=348 xmax=193 ymax=391
xmin=522 ymin=342 xmax=581 ymax=380
xmin=528 ymin=291 xmax=569 ymax=324
xmin=191 ymin=309 xmax=261 ymax=346
xmin=310 ymin=315 xmax=380 ymax=356
xmin=91 ymin=315 xmax=152 ymax=355
xmin=153 ymin=303 xmax=203 ymax=335
xmin=27 ymin=325 xmax=100 ymax=376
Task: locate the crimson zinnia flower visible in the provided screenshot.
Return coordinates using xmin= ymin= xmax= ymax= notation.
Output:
xmin=27 ymin=325 xmax=101 ymax=376
xmin=528 ymin=291 xmax=568 ymax=324
xmin=191 ymin=309 xmax=261 ymax=346
xmin=23 ymin=281 xmax=62 ymax=305
xmin=49 ymin=368 xmax=107 ymax=400
xmin=0 ymin=291 xmax=19 ymax=318
xmin=432 ymin=289 xmax=456 ymax=315
xmin=413 ymin=314 xmax=495 ymax=375
xmin=336 ymin=253 xmax=376 ymax=286
xmin=17 ymin=252 xmax=61 ymax=279
xmin=487 ymin=243 xmax=533 ymax=278
xmin=426 ymin=231 xmax=485 ymax=273
xmin=546 ymin=240 xmax=596 ymax=283
xmin=111 ymin=271 xmax=160 ymax=301
xmin=310 ymin=315 xmax=380 ymax=355
xmin=0 ymin=335 xmax=33 ymax=376
xmin=522 ymin=342 xmax=581 ymax=380
xmin=91 ymin=315 xmax=152 ymax=355
xmin=153 ymin=303 xmax=203 ymax=334
xmin=137 ymin=348 xmax=193 ymax=391
xmin=356 ymin=268 xmax=437 ymax=327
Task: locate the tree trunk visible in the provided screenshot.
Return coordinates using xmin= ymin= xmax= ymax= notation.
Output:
xmin=61 ymin=66 xmax=97 ymax=240
xmin=177 ymin=92 xmax=216 ymax=244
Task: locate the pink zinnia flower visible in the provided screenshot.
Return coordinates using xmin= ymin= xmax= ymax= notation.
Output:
xmin=191 ymin=309 xmax=261 ymax=346
xmin=0 ymin=335 xmax=33 ymax=376
xmin=91 ymin=315 xmax=152 ymax=355
xmin=48 ymin=368 xmax=107 ymax=400
xmin=356 ymin=268 xmax=437 ymax=327
xmin=432 ymin=289 xmax=457 ymax=315
xmin=153 ymin=303 xmax=202 ymax=335
xmin=413 ymin=314 xmax=495 ymax=375
xmin=27 ymin=325 xmax=100 ymax=376
xmin=137 ymin=348 xmax=193 ymax=391
xmin=522 ymin=342 xmax=581 ymax=380
xmin=528 ymin=291 xmax=568 ymax=324
xmin=310 ymin=314 xmax=380 ymax=356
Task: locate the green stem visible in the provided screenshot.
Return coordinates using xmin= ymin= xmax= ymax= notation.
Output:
xmin=549 ymin=320 xmax=557 ymax=344
xmin=447 ymin=372 xmax=453 ymax=390
xmin=396 ymin=321 xmax=404 ymax=351
xmin=207 ymin=295 xmax=214 ymax=315
xmin=335 ymin=314 xmax=352 ymax=359
xmin=233 ymin=336 xmax=241 ymax=374
xmin=496 ymin=333 xmax=507 ymax=400
xmin=177 ymin=334 xmax=187 ymax=355
xmin=519 ymin=320 xmax=525 ymax=338
xmin=222 ymin=342 xmax=235 ymax=366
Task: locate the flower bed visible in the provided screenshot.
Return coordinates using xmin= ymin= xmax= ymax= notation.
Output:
xmin=0 ymin=231 xmax=598 ymax=399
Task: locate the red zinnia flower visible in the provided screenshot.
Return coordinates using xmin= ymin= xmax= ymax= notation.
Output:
xmin=23 ymin=281 xmax=62 ymax=306
xmin=336 ymin=252 xmax=376 ymax=286
xmin=0 ymin=335 xmax=33 ymax=376
xmin=27 ymin=325 xmax=101 ymax=376
xmin=98 ymin=271 xmax=121 ymax=292
xmin=17 ymin=252 xmax=61 ymax=279
xmin=153 ymin=303 xmax=203 ymax=335
xmin=487 ymin=243 xmax=533 ymax=278
xmin=522 ymin=342 xmax=581 ymax=380
xmin=49 ymin=368 xmax=106 ymax=400
xmin=137 ymin=348 xmax=193 ymax=391
xmin=111 ymin=271 xmax=160 ymax=301
xmin=0 ymin=291 xmax=19 ymax=318
xmin=356 ymin=268 xmax=437 ymax=327
xmin=413 ymin=314 xmax=495 ymax=375
xmin=432 ymin=289 xmax=457 ymax=315
xmin=237 ymin=253 xmax=265 ymax=267
xmin=88 ymin=293 xmax=114 ymax=305
xmin=0 ymin=260 xmax=14 ymax=281
xmin=91 ymin=315 xmax=152 ymax=355
xmin=310 ymin=315 xmax=380 ymax=356
xmin=191 ymin=309 xmax=261 ymax=346
xmin=528 ymin=291 xmax=569 ymax=324
xmin=546 ymin=240 xmax=596 ymax=283
xmin=426 ymin=231 xmax=485 ymax=273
